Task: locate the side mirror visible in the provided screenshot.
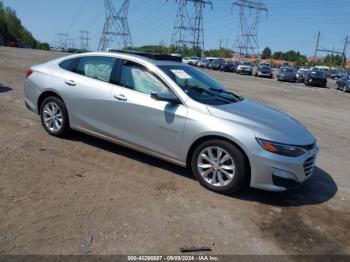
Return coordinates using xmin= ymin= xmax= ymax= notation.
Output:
xmin=151 ymin=92 xmax=181 ymax=104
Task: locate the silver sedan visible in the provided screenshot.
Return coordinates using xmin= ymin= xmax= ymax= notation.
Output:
xmin=24 ymin=51 xmax=319 ymax=193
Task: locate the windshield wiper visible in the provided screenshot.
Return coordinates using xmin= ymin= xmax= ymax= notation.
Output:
xmin=186 ymin=85 xmax=236 ymax=103
xmin=209 ymin=88 xmax=244 ymax=101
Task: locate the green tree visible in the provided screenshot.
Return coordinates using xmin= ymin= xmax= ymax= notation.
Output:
xmin=261 ymin=47 xmax=272 ymax=59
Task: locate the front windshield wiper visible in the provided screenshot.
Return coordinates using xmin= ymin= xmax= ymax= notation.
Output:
xmin=186 ymin=85 xmax=236 ymax=103
xmin=209 ymin=88 xmax=244 ymax=101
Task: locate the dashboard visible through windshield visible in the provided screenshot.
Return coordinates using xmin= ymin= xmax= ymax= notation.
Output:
xmin=159 ymin=65 xmax=242 ymax=105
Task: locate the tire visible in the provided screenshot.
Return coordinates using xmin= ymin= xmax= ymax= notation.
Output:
xmin=40 ymin=96 xmax=70 ymax=137
xmin=191 ymin=140 xmax=248 ymax=194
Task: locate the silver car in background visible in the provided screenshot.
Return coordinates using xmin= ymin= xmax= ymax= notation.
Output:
xmin=24 ymin=51 xmax=319 ymax=193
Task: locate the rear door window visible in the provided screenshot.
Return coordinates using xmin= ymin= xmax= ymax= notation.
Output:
xmin=59 ymin=58 xmax=79 ymax=72
xmin=76 ymin=56 xmax=115 ymax=83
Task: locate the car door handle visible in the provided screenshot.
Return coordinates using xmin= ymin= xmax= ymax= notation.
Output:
xmin=65 ymin=80 xmax=76 ymax=86
xmin=114 ymin=94 xmax=127 ymax=101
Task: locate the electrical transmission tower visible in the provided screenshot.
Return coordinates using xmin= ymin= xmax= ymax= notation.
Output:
xmin=98 ymin=0 xmax=133 ymax=51
xmin=68 ymin=38 xmax=76 ymax=49
xmin=57 ymin=33 xmax=69 ymax=50
xmin=232 ymin=0 xmax=268 ymax=59
xmin=171 ymin=0 xmax=213 ymax=53
xmin=79 ymin=30 xmax=90 ymax=51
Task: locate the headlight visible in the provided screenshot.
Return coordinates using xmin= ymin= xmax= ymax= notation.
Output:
xmin=256 ymin=138 xmax=305 ymax=157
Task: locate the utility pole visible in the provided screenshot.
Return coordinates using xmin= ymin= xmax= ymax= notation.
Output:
xmin=313 ymin=31 xmax=347 ymax=68
xmin=313 ymin=31 xmax=321 ymax=66
xmin=171 ymin=0 xmax=213 ymax=54
xmin=219 ymin=38 xmax=222 ymax=49
xmin=232 ymin=0 xmax=268 ymax=60
xmin=79 ymin=30 xmax=90 ymax=51
xmin=225 ymin=38 xmax=229 ymax=49
xmin=98 ymin=0 xmax=133 ymax=51
xmin=342 ymin=35 xmax=349 ymax=68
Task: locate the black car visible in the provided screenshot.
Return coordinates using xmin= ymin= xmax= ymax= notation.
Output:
xmin=220 ymin=61 xmax=236 ymax=72
xmin=277 ymin=67 xmax=297 ymax=82
xmin=211 ymin=59 xmax=225 ymax=70
xmin=304 ymin=70 xmax=327 ymax=87
xmin=255 ymin=66 xmax=273 ymax=78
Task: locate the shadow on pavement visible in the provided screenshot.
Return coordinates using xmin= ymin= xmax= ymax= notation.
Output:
xmin=66 ymin=131 xmax=194 ymax=181
xmin=0 ymin=84 xmax=12 ymax=93
xmin=67 ymin=131 xmax=337 ymax=207
xmin=233 ymin=167 xmax=337 ymax=207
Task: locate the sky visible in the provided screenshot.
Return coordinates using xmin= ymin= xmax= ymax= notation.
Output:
xmin=2 ymin=0 xmax=350 ymax=56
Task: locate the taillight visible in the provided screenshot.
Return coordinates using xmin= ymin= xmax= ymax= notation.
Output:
xmin=26 ymin=70 xmax=33 ymax=78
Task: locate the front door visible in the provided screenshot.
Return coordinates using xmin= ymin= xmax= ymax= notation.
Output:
xmin=109 ymin=60 xmax=188 ymax=160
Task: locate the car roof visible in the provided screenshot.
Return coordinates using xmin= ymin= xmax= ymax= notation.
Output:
xmin=59 ymin=51 xmax=184 ymax=67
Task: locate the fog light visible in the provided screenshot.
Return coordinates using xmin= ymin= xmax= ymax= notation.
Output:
xmin=272 ymin=168 xmax=298 ymax=182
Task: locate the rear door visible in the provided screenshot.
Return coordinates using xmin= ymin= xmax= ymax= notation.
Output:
xmin=60 ymin=55 xmax=120 ymax=134
xmin=108 ymin=60 xmax=188 ymax=159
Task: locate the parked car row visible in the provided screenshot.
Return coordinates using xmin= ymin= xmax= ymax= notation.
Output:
xmin=182 ymin=57 xmax=349 ymax=92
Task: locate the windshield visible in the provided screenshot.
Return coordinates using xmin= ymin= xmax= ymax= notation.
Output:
xmin=280 ymin=68 xmax=294 ymax=73
xmin=159 ymin=65 xmax=242 ymax=105
xmin=310 ymin=70 xmax=325 ymax=77
xmin=240 ymin=61 xmax=251 ymax=66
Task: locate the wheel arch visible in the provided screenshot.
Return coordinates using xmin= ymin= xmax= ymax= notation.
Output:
xmin=37 ymin=91 xmax=65 ymax=115
xmin=186 ymin=135 xmax=251 ymax=183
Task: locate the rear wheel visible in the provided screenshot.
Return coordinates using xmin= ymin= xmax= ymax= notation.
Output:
xmin=40 ymin=96 xmax=70 ymax=137
xmin=191 ymin=140 xmax=248 ymax=194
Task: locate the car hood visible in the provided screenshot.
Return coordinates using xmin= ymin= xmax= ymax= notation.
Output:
xmin=206 ymin=99 xmax=315 ymax=145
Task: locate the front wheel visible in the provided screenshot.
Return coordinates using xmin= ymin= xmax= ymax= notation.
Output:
xmin=191 ymin=140 xmax=248 ymax=194
xmin=40 ymin=96 xmax=70 ymax=137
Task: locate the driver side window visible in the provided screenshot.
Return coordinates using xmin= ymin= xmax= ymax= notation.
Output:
xmin=120 ymin=61 xmax=169 ymax=95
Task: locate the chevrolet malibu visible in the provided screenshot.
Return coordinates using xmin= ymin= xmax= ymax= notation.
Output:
xmin=24 ymin=51 xmax=319 ymax=193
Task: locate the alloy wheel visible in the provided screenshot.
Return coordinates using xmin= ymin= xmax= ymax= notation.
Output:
xmin=197 ymin=146 xmax=236 ymax=187
xmin=43 ymin=102 xmax=63 ymax=132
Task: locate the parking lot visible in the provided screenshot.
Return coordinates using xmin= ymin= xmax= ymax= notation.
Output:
xmin=0 ymin=47 xmax=350 ymax=255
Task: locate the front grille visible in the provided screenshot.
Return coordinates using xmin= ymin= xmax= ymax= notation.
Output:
xmin=303 ymin=156 xmax=315 ymax=177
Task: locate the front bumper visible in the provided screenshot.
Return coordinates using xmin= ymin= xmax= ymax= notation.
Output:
xmin=237 ymin=68 xmax=252 ymax=74
xmin=277 ymin=75 xmax=295 ymax=81
xmin=249 ymin=145 xmax=319 ymax=191
xmin=308 ymin=78 xmax=327 ymax=86
xmin=257 ymin=72 xmax=273 ymax=77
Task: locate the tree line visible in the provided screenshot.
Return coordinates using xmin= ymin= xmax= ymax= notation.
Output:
xmin=0 ymin=1 xmax=49 ymax=50
xmin=261 ymin=46 xmax=345 ymax=67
